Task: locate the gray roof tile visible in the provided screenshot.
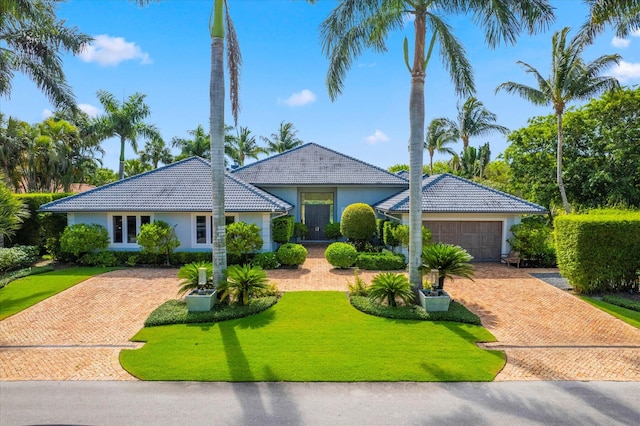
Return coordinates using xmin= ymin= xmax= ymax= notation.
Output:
xmin=40 ymin=157 xmax=293 ymax=213
xmin=374 ymin=173 xmax=547 ymax=214
xmin=231 ymin=143 xmax=409 ymax=186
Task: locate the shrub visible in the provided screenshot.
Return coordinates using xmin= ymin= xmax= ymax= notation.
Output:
xmin=137 ymin=221 xmax=180 ymax=266
xmin=251 ymin=252 xmax=280 ymax=269
xmin=392 ymin=225 xmax=432 ymax=248
xmin=349 ymin=296 xmax=481 ymax=324
xmin=347 ymin=268 xmax=370 ymax=296
xmin=369 ymin=272 xmax=414 ymax=307
xmin=177 ymin=261 xmax=213 ymax=296
xmin=383 ymin=221 xmax=400 ymax=248
xmin=355 ymin=251 xmax=406 ymax=270
xmin=324 ymin=222 xmax=342 ymax=241
xmin=0 ymin=245 xmax=39 ymax=272
xmin=12 ymin=193 xmax=70 ymax=248
xmin=78 ymin=251 xmax=118 ymax=267
xmin=272 ymin=215 xmax=294 ymax=244
xmin=325 ymin=242 xmax=357 ymax=268
xmin=276 ymin=243 xmax=308 ymax=268
xmin=602 ymin=295 xmax=640 ymax=312
xmin=376 ymin=219 xmax=385 ymax=241
xmin=422 ymin=243 xmax=474 ymax=290
xmin=219 ymin=264 xmax=270 ymax=306
xmin=60 ymin=224 xmax=109 ymax=258
xmin=508 ymin=216 xmax=556 ymax=267
xmin=340 ymin=203 xmax=376 ymax=249
xmin=226 ymin=221 xmax=263 ymax=263
xmin=294 ymin=222 xmax=309 ymax=241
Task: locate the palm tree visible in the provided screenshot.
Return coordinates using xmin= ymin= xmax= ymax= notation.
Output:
xmin=321 ymin=0 xmax=554 ymax=290
xmin=454 ymin=96 xmax=509 ymax=150
xmin=0 ymin=0 xmax=91 ymax=111
xmin=582 ymin=0 xmax=640 ymax=40
xmin=424 ymin=118 xmax=457 ymax=174
xmin=225 ymin=126 xmax=266 ymax=166
xmin=93 ymin=90 xmax=161 ymax=180
xmin=140 ymin=137 xmax=173 ymax=168
xmin=0 ymin=172 xmax=29 ymax=247
xmin=171 ymin=125 xmax=211 ymax=160
xmin=496 ymin=27 xmax=621 ymax=213
xmin=261 ymin=121 xmax=304 ymax=153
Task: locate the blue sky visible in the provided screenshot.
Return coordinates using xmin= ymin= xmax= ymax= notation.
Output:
xmin=4 ymin=0 xmax=640 ymax=172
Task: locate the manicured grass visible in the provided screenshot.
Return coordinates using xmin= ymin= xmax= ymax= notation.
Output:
xmin=0 ymin=267 xmax=117 ymax=320
xmin=580 ymin=296 xmax=640 ymax=329
xmin=121 ymin=291 xmax=505 ymax=382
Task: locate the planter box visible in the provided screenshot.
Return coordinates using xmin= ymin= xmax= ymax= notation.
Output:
xmin=418 ymin=289 xmax=451 ymax=312
xmin=186 ymin=289 xmax=217 ymax=312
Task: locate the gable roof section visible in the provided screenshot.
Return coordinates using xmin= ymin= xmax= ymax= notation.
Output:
xmin=375 ymin=173 xmax=547 ymax=214
xmin=231 ymin=142 xmax=409 ymax=186
xmin=40 ymin=157 xmax=293 ymax=213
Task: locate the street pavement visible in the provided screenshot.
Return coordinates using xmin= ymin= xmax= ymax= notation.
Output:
xmin=1 ymin=381 xmax=639 ymax=425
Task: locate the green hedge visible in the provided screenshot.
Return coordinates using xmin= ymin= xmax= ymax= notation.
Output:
xmin=555 ymin=210 xmax=640 ymax=293
xmin=355 ymin=251 xmax=406 ymax=270
xmin=602 ymin=295 xmax=640 ymax=312
xmin=12 ymin=193 xmax=71 ymax=250
xmin=272 ymin=215 xmax=294 ymax=244
xmin=349 ymin=296 xmax=481 ymax=324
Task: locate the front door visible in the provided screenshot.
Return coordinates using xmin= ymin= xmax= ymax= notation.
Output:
xmin=305 ymin=204 xmax=331 ymax=240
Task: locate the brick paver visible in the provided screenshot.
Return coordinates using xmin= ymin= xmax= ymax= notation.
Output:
xmin=1 ymin=246 xmax=639 ymax=381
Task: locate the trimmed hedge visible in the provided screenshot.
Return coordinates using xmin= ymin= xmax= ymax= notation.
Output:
xmin=325 ymin=242 xmax=357 ymax=268
xmin=355 ymin=251 xmax=406 ymax=270
xmin=272 ymin=215 xmax=294 ymax=244
xmin=276 ymin=243 xmax=308 ymax=267
xmin=324 ymin=222 xmax=342 ymax=241
xmin=555 ymin=210 xmax=640 ymax=293
xmin=602 ymin=295 xmax=640 ymax=312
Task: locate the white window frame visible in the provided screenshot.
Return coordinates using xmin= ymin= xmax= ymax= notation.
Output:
xmin=107 ymin=213 xmax=154 ymax=248
xmin=191 ymin=213 xmax=239 ymax=247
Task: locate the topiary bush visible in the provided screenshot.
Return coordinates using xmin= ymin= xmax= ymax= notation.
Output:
xmin=383 ymin=221 xmax=400 ymax=249
xmin=272 ymin=215 xmax=294 ymax=244
xmin=340 ymin=203 xmax=377 ymax=250
xmin=60 ymin=224 xmax=109 ymax=258
xmin=251 ymin=252 xmax=280 ymax=269
xmin=325 ymin=242 xmax=357 ymax=268
xmin=276 ymin=243 xmax=308 ymax=268
xmin=355 ymin=251 xmax=406 ymax=270
xmin=324 ymin=222 xmax=342 ymax=241
xmin=0 ymin=245 xmax=39 ymax=272
xmin=226 ymin=221 xmax=263 ymax=263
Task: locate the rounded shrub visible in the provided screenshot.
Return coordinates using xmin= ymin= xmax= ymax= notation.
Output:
xmin=325 ymin=242 xmax=357 ymax=268
xmin=340 ymin=203 xmax=376 ymax=246
xmin=276 ymin=243 xmax=308 ymax=268
xmin=251 ymin=252 xmax=281 ymax=270
xmin=60 ymin=224 xmax=109 ymax=258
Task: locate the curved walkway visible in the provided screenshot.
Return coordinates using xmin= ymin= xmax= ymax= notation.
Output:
xmin=1 ymin=246 xmax=639 ymax=381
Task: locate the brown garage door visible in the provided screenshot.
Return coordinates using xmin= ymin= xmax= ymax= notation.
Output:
xmin=422 ymin=221 xmax=502 ymax=262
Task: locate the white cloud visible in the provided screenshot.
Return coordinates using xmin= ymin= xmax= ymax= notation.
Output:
xmin=79 ymin=34 xmax=152 ymax=66
xmin=41 ymin=109 xmax=53 ymax=119
xmin=611 ymin=36 xmax=630 ymax=48
xmin=279 ymin=89 xmax=316 ymax=107
xmin=364 ymin=130 xmax=389 ymax=145
xmin=610 ymin=60 xmax=640 ymax=82
xmin=632 ymin=29 xmax=640 ymax=37
xmin=79 ymin=103 xmax=101 ymax=118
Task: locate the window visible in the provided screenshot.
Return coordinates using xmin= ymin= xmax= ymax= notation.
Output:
xmin=193 ymin=214 xmax=237 ymax=245
xmin=110 ymin=214 xmax=152 ymax=245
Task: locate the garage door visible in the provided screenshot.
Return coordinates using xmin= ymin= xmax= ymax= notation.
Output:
xmin=422 ymin=221 xmax=502 ymax=262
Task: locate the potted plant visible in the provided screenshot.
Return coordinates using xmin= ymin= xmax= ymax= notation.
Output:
xmin=178 ymin=261 xmax=216 ymax=312
xmin=419 ymin=243 xmax=474 ymax=312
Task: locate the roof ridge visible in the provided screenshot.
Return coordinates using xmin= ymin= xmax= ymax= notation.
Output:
xmin=225 ymin=172 xmax=292 ymax=211
xmin=230 ymin=142 xmax=312 ymax=173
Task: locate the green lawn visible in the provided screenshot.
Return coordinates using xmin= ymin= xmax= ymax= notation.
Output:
xmin=0 ymin=267 xmax=117 ymax=320
xmin=121 ymin=291 xmax=505 ymax=382
xmin=580 ymin=296 xmax=640 ymax=329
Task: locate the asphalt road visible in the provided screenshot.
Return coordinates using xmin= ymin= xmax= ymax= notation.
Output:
xmin=2 ymin=381 xmax=639 ymax=425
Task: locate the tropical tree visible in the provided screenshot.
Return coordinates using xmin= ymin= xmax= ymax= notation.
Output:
xmin=0 ymin=114 xmax=29 ymax=189
xmin=0 ymin=0 xmax=91 ymax=111
xmin=496 ymin=27 xmax=621 ymax=213
xmin=171 ymin=125 xmax=211 ymax=160
xmin=93 ymin=90 xmax=161 ymax=180
xmin=140 ymin=137 xmax=172 ymax=168
xmin=424 ymin=118 xmax=457 ymax=174
xmin=582 ymin=0 xmax=640 ymax=40
xmin=124 ymin=159 xmax=152 ymax=177
xmin=225 ymin=126 xmax=266 ymax=166
xmin=452 ymin=96 xmax=509 ymax=150
xmin=0 ymin=172 xmax=29 ymax=247
xmin=321 ymin=0 xmax=554 ymax=290
xmin=261 ymin=121 xmax=304 ymax=153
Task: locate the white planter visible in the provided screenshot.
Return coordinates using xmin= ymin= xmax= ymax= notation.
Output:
xmin=418 ymin=289 xmax=451 ymax=312
xmin=186 ymin=289 xmax=217 ymax=312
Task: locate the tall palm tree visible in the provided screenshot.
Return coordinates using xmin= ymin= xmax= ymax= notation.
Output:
xmin=261 ymin=121 xmax=304 ymax=153
xmin=225 ymin=126 xmax=266 ymax=166
xmin=424 ymin=118 xmax=457 ymax=175
xmin=0 ymin=0 xmax=91 ymax=111
xmin=93 ymin=90 xmax=161 ymax=180
xmin=140 ymin=137 xmax=173 ymax=168
xmin=321 ymin=0 xmax=554 ymax=289
xmin=454 ymin=96 xmax=509 ymax=150
xmin=171 ymin=125 xmax=211 ymax=160
xmin=582 ymin=0 xmax=640 ymax=40
xmin=496 ymin=27 xmax=621 ymax=213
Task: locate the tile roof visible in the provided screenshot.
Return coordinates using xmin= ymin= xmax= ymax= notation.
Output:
xmin=39 ymin=157 xmax=293 ymax=213
xmin=374 ymin=173 xmax=547 ymax=214
xmin=231 ymin=142 xmax=409 ymax=186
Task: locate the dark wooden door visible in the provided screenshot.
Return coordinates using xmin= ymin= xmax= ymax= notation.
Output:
xmin=305 ymin=205 xmax=331 ymax=240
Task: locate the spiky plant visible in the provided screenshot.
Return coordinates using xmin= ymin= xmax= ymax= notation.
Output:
xmin=219 ymin=264 xmax=269 ymax=306
xmin=421 ymin=243 xmax=474 ymax=290
xmin=369 ymin=272 xmax=414 ymax=307
xmin=177 ymin=261 xmax=213 ymax=296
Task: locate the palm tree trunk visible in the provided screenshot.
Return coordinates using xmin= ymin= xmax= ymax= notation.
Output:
xmin=119 ymin=136 xmax=126 ymax=180
xmin=210 ymin=0 xmax=227 ymax=287
xmin=409 ymin=12 xmax=427 ymax=291
xmin=556 ymin=112 xmax=571 ymax=213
